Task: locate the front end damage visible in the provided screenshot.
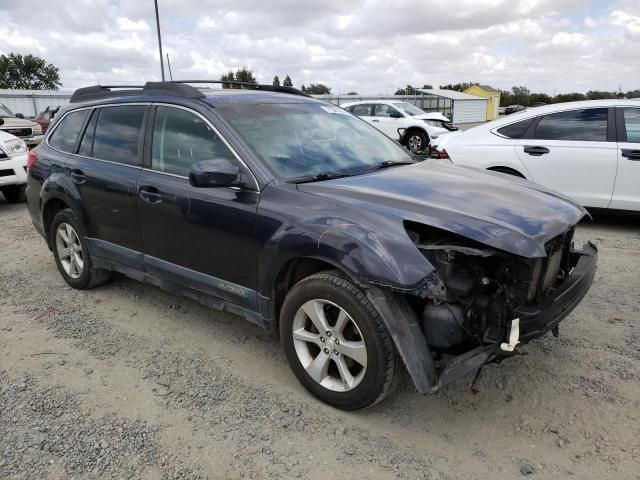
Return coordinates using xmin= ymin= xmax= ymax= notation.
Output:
xmin=367 ymin=222 xmax=598 ymax=394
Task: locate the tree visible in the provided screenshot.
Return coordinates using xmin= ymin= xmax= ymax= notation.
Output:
xmin=346 ymin=91 xmax=358 ymax=95
xmin=422 ymin=84 xmax=433 ymax=89
xmin=0 ymin=53 xmax=61 ymax=90
xmin=283 ymin=75 xmax=293 ymax=87
xmin=586 ymin=90 xmax=616 ymax=100
xmin=511 ymin=86 xmax=531 ymax=105
xmin=626 ymin=89 xmax=640 ymax=99
xmin=304 ymin=83 xmax=331 ymax=95
xmin=553 ymin=92 xmax=586 ymax=103
xmin=394 ymin=85 xmax=418 ymax=95
xmin=439 ymin=82 xmax=477 ymax=91
xmin=272 ymin=75 xmax=280 ymax=87
xmin=300 ymin=85 xmax=306 ymax=93
xmin=234 ymin=67 xmax=257 ymax=86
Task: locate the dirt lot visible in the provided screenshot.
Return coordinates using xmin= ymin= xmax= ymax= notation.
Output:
xmin=1 ymin=199 xmax=639 ymax=480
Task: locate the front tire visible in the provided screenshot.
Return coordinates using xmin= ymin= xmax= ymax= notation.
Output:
xmin=405 ymin=129 xmax=428 ymax=153
xmin=50 ymin=208 xmax=110 ymax=290
xmin=280 ymin=270 xmax=400 ymax=410
xmin=1 ymin=185 xmax=26 ymax=203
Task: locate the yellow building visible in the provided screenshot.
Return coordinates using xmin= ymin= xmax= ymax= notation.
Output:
xmin=463 ymin=85 xmax=501 ymax=120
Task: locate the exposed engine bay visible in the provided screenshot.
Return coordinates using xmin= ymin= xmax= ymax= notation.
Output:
xmin=405 ymin=222 xmax=577 ymax=355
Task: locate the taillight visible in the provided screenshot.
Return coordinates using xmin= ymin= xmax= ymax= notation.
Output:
xmin=27 ymin=149 xmax=38 ymax=171
xmin=436 ymin=149 xmax=450 ymax=159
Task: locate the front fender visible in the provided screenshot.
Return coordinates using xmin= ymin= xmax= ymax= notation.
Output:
xmin=258 ymin=213 xmax=435 ymax=297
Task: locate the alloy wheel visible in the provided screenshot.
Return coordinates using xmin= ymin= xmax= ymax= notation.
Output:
xmin=408 ymin=134 xmax=423 ymax=152
xmin=292 ymin=299 xmax=367 ymax=392
xmin=55 ymin=223 xmax=84 ymax=279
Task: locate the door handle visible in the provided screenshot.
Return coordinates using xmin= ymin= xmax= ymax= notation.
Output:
xmin=523 ymin=146 xmax=550 ymax=156
xmin=621 ymin=149 xmax=640 ymax=161
xmin=70 ymin=169 xmax=86 ymax=184
xmin=138 ymin=186 xmax=163 ymax=204
xmin=371 ymin=119 xmax=380 ymax=123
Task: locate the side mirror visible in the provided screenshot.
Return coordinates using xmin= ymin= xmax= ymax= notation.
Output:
xmin=15 ymin=113 xmax=24 ymax=119
xmin=390 ymin=110 xmax=403 ymax=118
xmin=189 ymin=158 xmax=240 ymax=188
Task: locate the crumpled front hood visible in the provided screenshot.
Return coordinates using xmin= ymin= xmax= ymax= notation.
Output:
xmin=298 ymin=161 xmax=586 ymax=258
xmin=412 ymin=112 xmax=451 ymax=122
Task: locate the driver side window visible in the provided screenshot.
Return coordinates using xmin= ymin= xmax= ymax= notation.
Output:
xmin=374 ymin=104 xmax=400 ymax=118
xmin=151 ymin=106 xmax=238 ymax=177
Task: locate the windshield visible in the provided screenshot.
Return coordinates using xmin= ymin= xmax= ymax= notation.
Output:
xmin=0 ymin=104 xmax=15 ymax=118
xmin=392 ymin=102 xmax=426 ymax=117
xmin=217 ymin=102 xmax=412 ymax=180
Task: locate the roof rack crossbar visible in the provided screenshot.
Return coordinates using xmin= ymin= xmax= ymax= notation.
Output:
xmin=69 ymin=79 xmax=309 ymax=104
xmin=170 ymin=80 xmax=310 ymax=97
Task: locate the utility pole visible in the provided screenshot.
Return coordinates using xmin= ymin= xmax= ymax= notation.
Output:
xmin=166 ymin=53 xmax=173 ymax=81
xmin=154 ymin=0 xmax=165 ymax=81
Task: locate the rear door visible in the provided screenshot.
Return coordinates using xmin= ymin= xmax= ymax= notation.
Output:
xmin=610 ymin=107 xmax=640 ymax=211
xmin=137 ymin=104 xmax=259 ymax=310
xmin=348 ymin=103 xmax=375 ymax=127
xmin=48 ymin=105 xmax=145 ymax=266
xmin=514 ymin=107 xmax=617 ymax=207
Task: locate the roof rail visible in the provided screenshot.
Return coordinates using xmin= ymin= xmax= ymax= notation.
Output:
xmin=69 ymin=82 xmax=205 ymax=104
xmin=171 ymin=80 xmax=310 ymax=97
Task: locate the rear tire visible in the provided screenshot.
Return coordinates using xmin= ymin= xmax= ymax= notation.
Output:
xmin=280 ymin=270 xmax=400 ymax=410
xmin=50 ymin=208 xmax=110 ymax=290
xmin=1 ymin=185 xmax=26 ymax=203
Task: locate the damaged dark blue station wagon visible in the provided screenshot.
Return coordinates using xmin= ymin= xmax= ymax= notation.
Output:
xmin=27 ymin=82 xmax=597 ymax=410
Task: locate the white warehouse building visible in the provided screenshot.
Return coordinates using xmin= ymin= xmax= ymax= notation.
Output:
xmin=414 ymin=89 xmax=488 ymax=124
xmin=0 ymin=89 xmax=72 ymax=117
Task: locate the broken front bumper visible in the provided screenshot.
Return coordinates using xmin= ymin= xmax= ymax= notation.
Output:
xmin=514 ymin=241 xmax=597 ymax=343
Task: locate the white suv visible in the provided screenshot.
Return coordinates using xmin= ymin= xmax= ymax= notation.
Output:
xmin=342 ymin=100 xmax=456 ymax=152
xmin=432 ymin=99 xmax=640 ymax=211
xmin=0 ymin=129 xmax=29 ymax=203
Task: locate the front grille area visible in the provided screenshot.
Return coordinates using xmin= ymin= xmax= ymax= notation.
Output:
xmin=1 ymin=127 xmax=32 ymax=138
xmin=0 ymin=169 xmax=14 ymax=177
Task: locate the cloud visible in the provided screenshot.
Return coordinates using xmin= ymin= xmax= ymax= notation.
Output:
xmin=0 ymin=0 xmax=637 ymax=94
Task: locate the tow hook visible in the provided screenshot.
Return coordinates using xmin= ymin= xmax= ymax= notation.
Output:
xmin=500 ymin=318 xmax=520 ymax=353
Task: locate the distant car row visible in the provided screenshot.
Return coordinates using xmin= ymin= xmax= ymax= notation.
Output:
xmin=432 ymin=99 xmax=640 ymax=212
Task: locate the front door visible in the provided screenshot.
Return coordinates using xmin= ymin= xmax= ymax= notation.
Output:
xmin=610 ymin=106 xmax=640 ymax=211
xmin=515 ymin=107 xmax=618 ymax=208
xmin=372 ymin=103 xmax=404 ymax=140
xmin=137 ymin=104 xmax=259 ymax=310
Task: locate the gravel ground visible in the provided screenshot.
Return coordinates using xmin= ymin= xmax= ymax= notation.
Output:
xmin=1 ymin=199 xmax=639 ymax=479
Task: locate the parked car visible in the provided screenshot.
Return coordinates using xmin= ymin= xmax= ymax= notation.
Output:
xmin=505 ymin=105 xmax=526 ymax=115
xmin=432 ymin=99 xmax=640 ymax=211
xmin=0 ymin=103 xmax=44 ymax=147
xmin=342 ymin=100 xmax=456 ymax=152
xmin=27 ymin=82 xmax=597 ymax=410
xmin=498 ymin=106 xmax=507 ymax=115
xmin=0 ymin=126 xmax=29 ymax=202
xmin=33 ymin=106 xmax=61 ymax=133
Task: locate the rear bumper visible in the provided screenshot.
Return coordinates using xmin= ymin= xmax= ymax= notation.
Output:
xmin=514 ymin=242 xmax=598 ymax=342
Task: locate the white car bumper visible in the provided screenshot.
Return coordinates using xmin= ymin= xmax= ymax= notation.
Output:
xmin=0 ymin=152 xmax=29 ymax=186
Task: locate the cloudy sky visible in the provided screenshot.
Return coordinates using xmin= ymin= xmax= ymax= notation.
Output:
xmin=0 ymin=0 xmax=638 ymax=94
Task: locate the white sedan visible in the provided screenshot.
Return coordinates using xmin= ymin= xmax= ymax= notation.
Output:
xmin=432 ymin=99 xmax=640 ymax=211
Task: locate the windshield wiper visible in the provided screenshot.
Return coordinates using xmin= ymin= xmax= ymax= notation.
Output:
xmin=358 ymin=159 xmax=416 ymax=174
xmin=289 ymin=171 xmax=353 ymax=184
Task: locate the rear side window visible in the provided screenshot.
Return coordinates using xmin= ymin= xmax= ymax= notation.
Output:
xmin=48 ymin=109 xmax=89 ymax=153
xmin=350 ymin=104 xmax=372 ymax=116
xmin=496 ymin=118 xmax=533 ymax=139
xmin=535 ymin=108 xmax=608 ymax=141
xmin=77 ymin=109 xmax=98 ymax=157
xmin=373 ymin=104 xmax=399 ymax=117
xmin=151 ymin=106 xmax=238 ymax=177
xmin=622 ymin=108 xmax=640 ymax=143
xmin=92 ymin=105 xmax=146 ymax=165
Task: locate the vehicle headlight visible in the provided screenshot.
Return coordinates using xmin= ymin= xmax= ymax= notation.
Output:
xmin=32 ymin=124 xmax=43 ymax=135
xmin=2 ymin=138 xmax=28 ymax=156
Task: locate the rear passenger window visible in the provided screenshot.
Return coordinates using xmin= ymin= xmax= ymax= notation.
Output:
xmin=77 ymin=109 xmax=98 ymax=157
xmin=622 ymin=108 xmax=640 ymax=143
xmin=535 ymin=108 xmax=608 ymax=141
xmin=151 ymin=106 xmax=238 ymax=177
xmin=92 ymin=106 xmax=146 ymax=165
xmin=350 ymin=104 xmax=372 ymax=116
xmin=48 ymin=109 xmax=89 ymax=153
xmin=496 ymin=118 xmax=533 ymax=139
